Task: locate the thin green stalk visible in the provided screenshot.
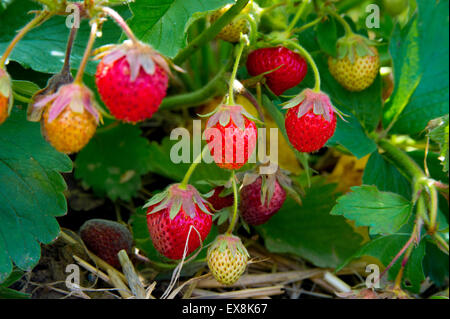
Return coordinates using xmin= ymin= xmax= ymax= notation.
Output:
xmin=0 ymin=11 xmax=52 ymax=67
xmin=102 ymin=6 xmax=139 ymax=44
xmin=173 ymin=0 xmax=250 ymax=65
xmin=286 ymin=0 xmax=308 ymax=35
xmin=226 ymin=171 xmax=239 ymax=235
xmin=327 ymin=9 xmax=354 ymax=36
xmin=160 ymin=61 xmax=230 ymax=110
xmin=291 ymin=16 xmax=322 ymax=34
xmin=179 ymin=146 xmax=209 ymax=189
xmin=285 ymin=40 xmax=321 ymax=91
xmin=226 ymin=39 xmax=247 ymax=105
xmin=74 ymin=21 xmax=98 ymax=84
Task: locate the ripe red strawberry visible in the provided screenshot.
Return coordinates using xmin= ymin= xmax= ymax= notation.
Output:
xmin=204 ymin=104 xmax=258 ymax=170
xmin=284 ymin=89 xmax=339 ymax=153
xmin=240 ymin=174 xmax=286 ymax=225
xmin=0 ymin=68 xmax=13 ymax=125
xmin=80 ymin=219 xmax=133 ymax=269
xmin=95 ymin=40 xmax=169 ymax=123
xmin=32 ymin=83 xmax=100 ymax=154
xmin=145 ymin=184 xmax=213 ymax=260
xmin=207 ymin=234 xmax=249 ymax=285
xmin=208 ymin=186 xmax=234 ymax=211
xmin=328 ymin=34 xmax=379 ymax=92
xmin=246 ymin=46 xmax=308 ymax=95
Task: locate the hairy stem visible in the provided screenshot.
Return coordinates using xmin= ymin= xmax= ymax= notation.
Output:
xmin=378 ymin=139 xmax=425 ymax=182
xmin=173 ymin=0 xmax=250 ymax=65
xmin=102 ymin=6 xmax=139 ymax=44
xmin=74 ymin=21 xmax=98 ymax=84
xmin=226 ymin=171 xmax=239 ymax=235
xmin=61 ymin=26 xmax=78 ymax=74
xmin=285 ymin=40 xmax=321 ymax=91
xmin=0 ymin=11 xmax=52 ymax=67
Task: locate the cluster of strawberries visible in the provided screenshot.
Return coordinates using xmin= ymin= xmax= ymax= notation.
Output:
xmin=0 ymin=1 xmax=380 ymax=287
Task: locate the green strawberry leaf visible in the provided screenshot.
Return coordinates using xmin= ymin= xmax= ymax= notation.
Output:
xmin=330 ymin=185 xmax=412 ymax=235
xmin=384 ymin=0 xmax=449 ymax=135
xmin=256 ymin=177 xmax=364 ymax=268
xmin=0 ymin=269 xmax=29 ymax=299
xmin=0 ymin=0 xmax=129 ymax=75
xmin=0 ymin=108 xmax=72 ymax=283
xmin=74 ymin=123 xmax=153 ymax=202
xmin=128 ymin=0 xmax=235 ymax=58
xmin=337 ymin=234 xmax=426 ymax=293
xmin=423 ymin=239 xmax=449 ymax=288
xmin=363 ymin=151 xmax=412 ymax=200
xmin=326 ymin=112 xmax=377 ymax=159
xmin=316 ymin=16 xmax=337 ymax=57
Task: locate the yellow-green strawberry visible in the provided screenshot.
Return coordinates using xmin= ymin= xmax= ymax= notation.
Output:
xmin=0 ymin=68 xmax=13 ymax=125
xmin=209 ymin=1 xmax=258 ymax=43
xmin=328 ymin=34 xmax=380 ymax=92
xmin=207 ymin=234 xmax=249 ymax=285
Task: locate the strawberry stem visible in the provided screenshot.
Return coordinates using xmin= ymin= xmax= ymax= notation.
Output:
xmin=160 ymin=60 xmax=230 ymax=110
xmin=0 ymin=10 xmax=52 ymax=68
xmin=285 ymin=0 xmax=308 ymax=36
xmin=226 ymin=170 xmax=239 ymax=235
xmin=62 ymin=26 xmax=78 ymax=75
xmin=290 ymin=16 xmax=322 ymax=34
xmin=285 ymin=40 xmax=321 ymax=92
xmin=226 ymin=36 xmax=248 ymax=105
xmin=102 ymin=6 xmax=139 ymax=44
xmin=327 ymin=9 xmax=354 ymax=36
xmin=179 ymin=145 xmax=209 ymax=190
xmin=74 ymin=21 xmax=98 ymax=84
xmin=173 ymin=0 xmax=250 ymax=65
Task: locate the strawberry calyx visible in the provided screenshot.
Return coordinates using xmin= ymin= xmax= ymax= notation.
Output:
xmin=28 ymin=69 xmax=74 ymax=122
xmin=203 ymin=104 xmax=259 ymax=131
xmin=32 ymin=83 xmax=101 ymax=124
xmin=282 ymin=88 xmax=345 ymax=122
xmin=0 ymin=68 xmax=13 ymax=115
xmin=209 ymin=234 xmax=249 ymax=259
xmin=335 ymin=34 xmax=379 ymax=64
xmin=94 ymin=40 xmax=180 ymax=82
xmin=144 ymin=183 xmax=212 ymax=219
xmin=239 ymin=163 xmax=302 ymax=207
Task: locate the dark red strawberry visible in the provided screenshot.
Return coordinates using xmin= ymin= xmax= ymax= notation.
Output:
xmin=246 ymin=46 xmax=308 ymax=95
xmin=95 ymin=40 xmax=169 ymax=123
xmin=208 ymin=186 xmax=234 ymax=211
xmin=145 ymin=184 xmax=213 ymax=260
xmin=80 ymin=219 xmax=133 ymax=268
xmin=239 ymin=175 xmax=286 ymax=225
xmin=283 ymin=89 xmax=339 ymax=153
xmin=204 ymin=104 xmax=258 ymax=170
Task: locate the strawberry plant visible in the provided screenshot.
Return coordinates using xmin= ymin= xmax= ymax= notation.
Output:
xmin=0 ymin=0 xmax=448 ymax=301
